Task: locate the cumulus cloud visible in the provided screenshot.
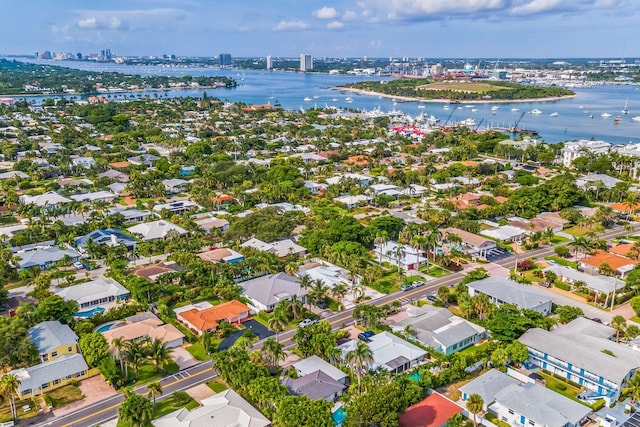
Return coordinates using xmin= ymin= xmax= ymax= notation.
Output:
xmin=326 ymin=21 xmax=344 ymax=30
xmin=273 ymin=20 xmax=309 ymax=31
xmin=313 ymin=6 xmax=338 ymax=19
xmin=343 ymin=10 xmax=359 ymax=20
xmin=74 ymin=8 xmax=186 ymax=31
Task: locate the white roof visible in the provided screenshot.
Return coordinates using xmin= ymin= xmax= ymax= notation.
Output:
xmin=480 ymin=225 xmax=527 ymax=241
xmin=55 ymin=278 xmax=129 ymax=306
xmin=70 ymin=191 xmax=115 ymax=202
xmin=293 ymin=355 xmax=348 ymax=382
xmin=127 ymin=220 xmax=187 ymax=241
xmin=337 ymin=331 xmax=426 ymax=371
xmin=375 ymin=241 xmax=428 ymax=266
xmin=20 ymin=191 xmax=71 ymax=206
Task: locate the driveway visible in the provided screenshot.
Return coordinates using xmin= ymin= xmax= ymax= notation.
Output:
xmin=172 ymin=346 xmax=199 ymax=370
xmin=218 ymin=319 xmax=274 ymax=351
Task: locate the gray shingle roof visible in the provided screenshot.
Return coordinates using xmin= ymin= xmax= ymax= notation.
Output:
xmin=293 ymin=355 xmax=348 ymax=382
xmin=468 ymin=276 xmax=552 ymax=309
xmin=28 ymin=321 xmax=78 ymax=354
xmin=11 ymin=354 xmax=88 ymax=394
xmin=282 ymin=370 xmax=346 ymax=400
xmin=16 ymin=247 xmax=80 ymax=269
xmin=239 ymin=272 xmax=306 ymax=307
xmin=459 ymin=369 xmax=520 ymax=405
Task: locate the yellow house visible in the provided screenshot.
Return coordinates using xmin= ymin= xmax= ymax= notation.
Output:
xmin=28 ymin=321 xmax=79 ymax=362
xmin=10 ymin=354 xmax=90 ymax=398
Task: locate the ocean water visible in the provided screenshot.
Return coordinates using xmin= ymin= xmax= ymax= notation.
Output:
xmin=10 ymin=59 xmax=640 ymax=144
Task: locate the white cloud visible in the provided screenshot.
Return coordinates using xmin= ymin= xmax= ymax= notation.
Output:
xmin=326 ymin=21 xmax=344 ymax=30
xmin=343 ymin=10 xmax=359 ymax=20
xmin=74 ymin=8 xmax=186 ymax=31
xmin=273 ymin=20 xmax=309 ymax=31
xmin=313 ymin=6 xmax=338 ymax=19
xmin=510 ymin=0 xmax=562 ymax=15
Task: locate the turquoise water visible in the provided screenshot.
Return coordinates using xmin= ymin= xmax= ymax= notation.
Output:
xmin=409 ymin=371 xmax=421 ymax=382
xmin=75 ymin=307 xmax=105 ymax=318
xmin=332 ymin=406 xmax=346 ymax=426
xmin=95 ymin=322 xmax=119 ymax=333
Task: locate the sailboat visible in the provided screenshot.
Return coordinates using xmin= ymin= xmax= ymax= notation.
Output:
xmin=622 ymin=98 xmax=630 ymax=115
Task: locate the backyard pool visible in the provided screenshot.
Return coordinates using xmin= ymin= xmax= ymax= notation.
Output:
xmin=332 ymin=405 xmax=346 ymax=426
xmin=75 ymin=306 xmax=105 ymax=318
xmin=95 ymin=321 xmax=123 ymax=333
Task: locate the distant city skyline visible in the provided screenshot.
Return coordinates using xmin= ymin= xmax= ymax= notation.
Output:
xmin=2 ymin=1 xmax=638 ymax=59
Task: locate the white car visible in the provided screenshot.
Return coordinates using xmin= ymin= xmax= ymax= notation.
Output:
xmin=299 ymin=318 xmax=317 ymax=328
xmin=73 ymin=261 xmax=85 ymax=269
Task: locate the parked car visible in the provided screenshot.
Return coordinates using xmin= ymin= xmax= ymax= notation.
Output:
xmin=547 ymin=259 xmax=558 ymax=265
xmin=413 ymin=280 xmax=426 ymax=287
xmin=400 ymin=283 xmax=414 ymax=291
xmin=299 ymin=318 xmax=317 ymax=328
xmin=358 ymin=330 xmax=375 ymax=342
xmin=591 ymin=318 xmax=602 ymax=323
xmin=73 ymin=261 xmax=85 ymax=270
xmin=538 ymin=281 xmax=551 ymax=288
xmin=426 ymin=294 xmax=437 ymax=302
xmin=316 ymin=299 xmax=328 ymax=309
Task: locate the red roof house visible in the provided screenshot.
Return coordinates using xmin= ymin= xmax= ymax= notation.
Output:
xmin=400 ymin=393 xmax=463 ymax=427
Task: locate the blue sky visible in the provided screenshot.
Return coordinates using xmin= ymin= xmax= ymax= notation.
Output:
xmin=2 ymin=0 xmax=638 ymax=58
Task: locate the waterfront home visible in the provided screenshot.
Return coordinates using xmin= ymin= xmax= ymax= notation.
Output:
xmin=239 ymin=272 xmax=307 ymax=312
xmin=388 ymin=306 xmax=487 ymax=355
xmin=28 ymin=321 xmax=79 ymax=363
xmin=101 ymin=312 xmax=184 ymax=348
xmin=374 ymin=240 xmax=428 ymax=271
xmin=561 ymin=140 xmax=611 ymax=168
xmin=127 ymin=220 xmax=187 ymax=241
xmin=153 ymin=389 xmax=270 ymax=427
xmin=336 ymin=331 xmax=426 ymax=374
xmin=9 ymin=354 xmax=90 ymax=398
xmin=460 ymin=369 xmax=591 ymax=427
xmin=55 ymin=278 xmax=130 ymax=311
xmin=519 ymin=317 xmax=640 ymax=405
xmin=174 ymin=300 xmax=250 ymax=335
xmin=467 ymin=277 xmax=553 ymax=315
xmin=74 ymin=228 xmax=137 ymax=252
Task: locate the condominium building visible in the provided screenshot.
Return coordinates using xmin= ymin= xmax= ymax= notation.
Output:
xmin=300 ymin=53 xmax=313 ymax=71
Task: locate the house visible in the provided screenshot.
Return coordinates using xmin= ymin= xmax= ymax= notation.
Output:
xmin=460 ymin=369 xmax=591 ymax=427
xmin=519 ymin=317 xmax=640 ymax=404
xmin=442 ymin=227 xmax=497 ymax=258
xmin=388 ymin=306 xmax=487 ymax=355
xmin=107 ymin=208 xmax=154 ymax=224
xmin=28 ymin=321 xmax=79 ymax=363
xmin=451 ymin=192 xmax=482 ymax=209
xmin=74 ymin=228 xmax=137 ymax=252
xmin=128 ymin=154 xmax=159 ymax=167
xmin=326 ymin=172 xmax=373 ymax=187
xmin=131 ymin=261 xmax=183 ymax=282
xmin=161 ymin=178 xmax=188 ymax=194
xmin=192 ymin=212 xmax=230 ymax=233
xmin=98 ymin=169 xmax=129 ymax=183
xmin=107 ymin=182 xmax=127 ymax=195
xmin=467 ymin=277 xmax=553 ymax=315
xmin=544 ymin=265 xmax=624 ymax=298
xmin=282 ymin=370 xmax=346 ymax=402
xmin=374 ymin=241 xmax=428 ymax=271
xmin=336 ymin=331 xmax=427 ymax=373
xmin=55 ymin=278 xmax=130 ymax=311
xmin=153 ymin=389 xmax=270 ymax=427
xmin=101 ymin=312 xmax=184 ymax=348
xmin=333 ymin=194 xmax=372 ymax=209
xmin=399 ymin=393 xmax=463 ymax=427
xmin=127 ymin=220 xmax=187 ymax=241
xmin=198 ymin=248 xmax=244 ymax=264
xmin=153 ymin=200 xmax=201 ymax=215
xmin=579 ymin=250 xmax=637 ymax=278
xmin=71 ymin=156 xmax=96 ymax=169
xmin=369 ymin=183 xmax=403 ymax=197
xmin=304 ymin=180 xmax=327 ymax=195
xmin=19 ymin=191 xmax=71 ymax=208
xmin=239 ymin=272 xmax=307 ymax=312
xmin=9 ymin=354 xmax=90 ymax=398
xmin=576 ymin=173 xmax=622 ymax=190
xmin=241 ymin=237 xmax=307 ymax=258
xmin=298 ymin=261 xmax=354 ymax=289
xmin=480 ymin=225 xmax=528 ymax=243
xmin=15 ymin=246 xmax=81 ymax=270
xmin=174 ymin=300 xmax=250 ymax=335
xmin=292 ymin=355 xmax=349 ymax=385
xmin=70 ymin=191 xmax=116 ymax=203
xmin=0 ymin=171 xmax=29 ymax=180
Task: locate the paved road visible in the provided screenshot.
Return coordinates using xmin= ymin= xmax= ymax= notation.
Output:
xmin=28 ymin=362 xmax=215 ymax=427
xmin=29 ymin=223 xmax=637 ymax=426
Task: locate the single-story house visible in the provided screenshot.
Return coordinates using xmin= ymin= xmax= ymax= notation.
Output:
xmin=298 ymin=261 xmax=354 ymax=289
xmin=292 ymin=355 xmax=349 ymax=385
xmin=333 ymin=194 xmax=373 ymax=209
xmin=127 ymin=220 xmax=187 ymax=241
xmin=74 ymin=228 xmax=137 ymax=252
xmin=388 ymin=306 xmax=487 ymax=355
xmin=162 ymin=178 xmax=189 ymax=194
xmin=239 ymin=272 xmax=307 ymax=312
xmin=241 ymin=237 xmax=307 ymax=258
xmin=55 ymin=278 xmax=130 ymax=311
xmin=19 ymin=191 xmax=71 ymax=208
xmin=70 ymin=191 xmax=116 ymax=203
xmin=399 ymin=392 xmax=463 ymax=427
xmin=579 ymin=250 xmax=637 ymax=278
xmin=480 ymin=225 xmax=528 ymax=242
xmin=131 ymin=261 xmax=183 ymax=282
xmin=467 ymin=277 xmax=553 ymax=315
xmin=282 ymin=370 xmax=346 ymax=402
xmin=102 ymin=313 xmax=184 ymax=348
xmin=544 ymin=265 xmax=624 ymax=296
xmin=15 ymin=246 xmax=81 ymax=271
xmin=442 ymin=227 xmax=497 ymax=258
xmin=98 ymin=169 xmax=129 ymax=183
xmin=153 ymin=200 xmax=201 ymax=215
xmin=374 ymin=240 xmax=428 ymax=271
xmin=153 ymin=389 xmax=270 ymax=427
xmin=192 ymin=213 xmax=230 ymax=233
xmin=198 ymin=248 xmax=244 ymax=264
xmin=336 ymin=331 xmax=426 ymax=374
xmin=107 ymin=208 xmax=154 ymax=224
xmin=174 ymin=300 xmax=250 ymax=335
xmin=128 ymin=154 xmax=159 ymax=167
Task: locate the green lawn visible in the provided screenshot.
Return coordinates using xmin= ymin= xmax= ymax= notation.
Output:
xmin=186 ymin=342 xmax=210 ymax=361
xmin=46 ymin=384 xmax=84 ymax=408
xmin=544 ymin=256 xmax=578 ymax=268
xmin=132 ymin=362 xmax=180 ymax=386
xmin=117 ymin=392 xmax=199 ymax=426
xmin=420 ymin=264 xmax=449 ymax=278
xmin=551 ymin=235 xmax=570 ymax=244
xmin=458 ymin=341 xmax=491 ymax=357
xmin=536 ymin=371 xmax=602 ymax=410
xmin=207 ymin=379 xmax=228 ymax=393
xmin=0 ymin=397 xmax=39 ymax=423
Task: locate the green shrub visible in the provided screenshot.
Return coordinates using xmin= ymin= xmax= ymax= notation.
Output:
xmin=554 ymin=282 xmax=571 ymax=291
xmin=555 ymin=383 xmax=567 ymax=391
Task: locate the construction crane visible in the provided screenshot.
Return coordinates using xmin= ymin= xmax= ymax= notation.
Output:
xmin=474 ymin=118 xmax=485 ymax=132
xmin=443 ymin=107 xmax=456 ymax=126
xmin=510 ymin=111 xmax=526 ymax=132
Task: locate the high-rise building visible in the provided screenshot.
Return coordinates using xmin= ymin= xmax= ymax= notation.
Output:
xmin=299 ymin=53 xmax=313 ymax=72
xmin=219 ymin=53 xmax=232 ymax=67
xmin=266 ymin=55 xmax=272 ymax=70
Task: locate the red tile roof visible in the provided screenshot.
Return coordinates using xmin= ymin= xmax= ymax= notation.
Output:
xmin=400 ymin=393 xmax=463 ymax=427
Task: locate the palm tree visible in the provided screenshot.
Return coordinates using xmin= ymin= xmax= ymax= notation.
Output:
xmin=123 ymin=341 xmax=147 ymax=380
xmin=267 ymin=311 xmax=288 ymax=341
xmin=466 ymin=393 xmax=484 ymax=427
xmin=623 ymin=371 xmax=640 ymax=405
xmin=118 ymin=390 xmax=154 ymax=427
xmin=0 ymin=374 xmax=21 ymax=422
xmin=472 ymin=293 xmax=490 ymax=320
xmin=374 ymin=231 xmax=389 ymax=265
xmin=392 ymin=245 xmax=406 ymax=271
xmin=612 ymin=315 xmax=627 ymax=343
xmin=345 ymin=341 xmax=373 ymax=395
xmin=111 ymin=337 xmax=126 ymax=372
xmin=147 ymin=339 xmax=172 ymax=373
xmin=200 ymin=332 xmax=213 ymax=355
xmin=261 ymin=337 xmax=285 ymax=375
xmin=146 ymin=382 xmax=163 ymax=407
xmin=331 ymin=283 xmax=348 ymax=307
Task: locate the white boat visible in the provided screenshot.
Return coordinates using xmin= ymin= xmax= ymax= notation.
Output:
xmin=578 ymin=105 xmax=584 ymax=109
xmin=491 ymin=106 xmax=500 ymax=111
xmin=530 ymin=109 xmax=542 ymax=115
xmin=601 ymin=112 xmax=612 ymax=118
xmin=549 ymin=112 xmax=558 ymax=117
xmin=443 ymin=105 xmax=450 ymax=110
xmin=471 ymin=108 xmax=478 ymax=112
xmin=345 ymin=97 xmax=353 ymax=103
xmin=623 ymin=98 xmax=629 ymax=115
xmin=511 ymin=108 xmax=520 ymax=112
xmin=313 ymin=95 xmax=320 ymax=99
xmin=417 ymin=104 xmax=425 ymax=109
xmin=632 ymin=116 xmax=640 ymax=122
xmin=460 ymin=118 xmax=476 ymax=126
xmin=303 ymin=97 xmax=312 ymax=102
xmin=331 ymin=98 xmax=339 ymax=102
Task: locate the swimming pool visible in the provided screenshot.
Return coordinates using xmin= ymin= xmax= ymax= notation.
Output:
xmin=95 ymin=321 xmax=122 ymax=333
xmin=75 ymin=307 xmax=105 ymax=318
xmin=332 ymin=405 xmax=346 ymax=426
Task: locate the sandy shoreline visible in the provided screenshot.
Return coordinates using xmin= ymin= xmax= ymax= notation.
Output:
xmin=331 ymin=86 xmax=577 ymax=104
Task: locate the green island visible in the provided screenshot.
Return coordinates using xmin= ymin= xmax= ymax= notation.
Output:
xmin=0 ymin=59 xmax=236 ymax=96
xmin=339 ymin=78 xmax=575 ymax=102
